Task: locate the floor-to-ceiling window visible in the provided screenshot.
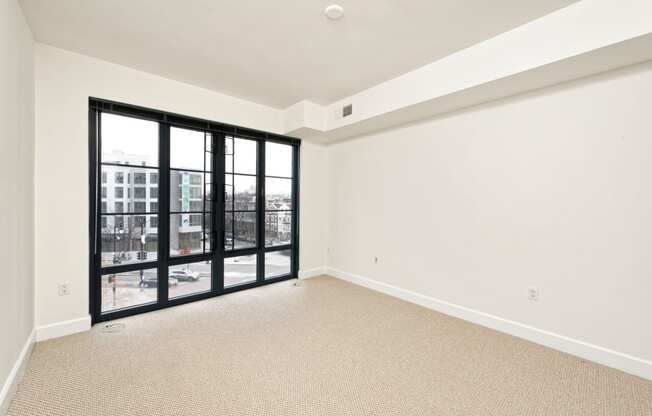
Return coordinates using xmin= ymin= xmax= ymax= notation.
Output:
xmin=89 ymin=98 xmax=300 ymax=323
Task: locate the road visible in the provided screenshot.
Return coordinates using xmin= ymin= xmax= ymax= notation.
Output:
xmin=101 ymin=251 xmax=291 ymax=313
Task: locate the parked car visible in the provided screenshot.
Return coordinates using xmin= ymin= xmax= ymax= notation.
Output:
xmin=142 ymin=274 xmax=178 ymax=288
xmin=169 ymin=269 xmax=200 ymax=282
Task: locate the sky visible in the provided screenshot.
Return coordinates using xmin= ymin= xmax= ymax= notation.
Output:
xmin=101 ymin=113 xmax=293 ymax=194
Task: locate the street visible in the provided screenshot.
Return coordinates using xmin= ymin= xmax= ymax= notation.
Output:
xmin=101 ymin=251 xmax=291 ymax=313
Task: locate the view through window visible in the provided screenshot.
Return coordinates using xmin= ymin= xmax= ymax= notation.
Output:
xmin=91 ymin=100 xmax=299 ymax=322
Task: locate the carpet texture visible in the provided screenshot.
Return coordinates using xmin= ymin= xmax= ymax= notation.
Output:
xmin=8 ymin=276 xmax=652 ymax=415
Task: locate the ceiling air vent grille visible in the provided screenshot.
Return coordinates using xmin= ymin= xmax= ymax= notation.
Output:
xmin=342 ymin=104 xmax=353 ymax=117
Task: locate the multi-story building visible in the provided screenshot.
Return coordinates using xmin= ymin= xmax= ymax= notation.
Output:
xmin=100 ymin=150 xmax=206 ymax=263
xmin=265 ymin=202 xmax=292 ymax=245
xmin=101 ymin=150 xmax=292 ymax=262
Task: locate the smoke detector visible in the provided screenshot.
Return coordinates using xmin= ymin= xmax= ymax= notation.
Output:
xmin=324 ymin=5 xmax=344 ymax=20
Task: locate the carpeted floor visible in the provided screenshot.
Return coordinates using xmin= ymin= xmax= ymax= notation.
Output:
xmin=8 ymin=276 xmax=652 ymax=415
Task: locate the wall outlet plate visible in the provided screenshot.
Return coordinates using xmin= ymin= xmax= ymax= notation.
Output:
xmin=58 ymin=282 xmax=71 ymax=296
xmin=528 ymin=287 xmax=540 ymax=301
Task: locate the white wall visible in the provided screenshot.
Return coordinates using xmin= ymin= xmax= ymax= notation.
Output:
xmin=34 ymin=44 xmax=328 ymax=330
xmin=299 ymin=142 xmax=329 ymax=274
xmin=327 ymin=61 xmax=652 ymax=371
xmin=0 ymin=0 xmax=35 ymax=409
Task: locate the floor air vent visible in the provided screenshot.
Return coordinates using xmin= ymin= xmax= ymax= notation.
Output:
xmin=101 ymin=322 xmax=126 ymax=333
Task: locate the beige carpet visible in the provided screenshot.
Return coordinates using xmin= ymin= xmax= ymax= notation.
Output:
xmin=8 ymin=276 xmax=652 ymax=415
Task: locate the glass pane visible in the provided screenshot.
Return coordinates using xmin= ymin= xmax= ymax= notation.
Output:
xmin=205 ymin=133 xmax=213 ymax=172
xmin=266 ymin=142 xmax=292 ymax=177
xmin=224 ymin=211 xmax=233 ymax=251
xmin=224 ymin=211 xmax=256 ymax=250
xmin=101 ymin=113 xmax=158 ymax=166
xmin=235 ymin=212 xmax=256 ymax=249
xmin=265 ymin=250 xmax=291 ymax=279
xmin=234 ymin=175 xmax=256 ymax=210
xmin=265 ymin=177 xmax=292 ymax=210
xmin=101 ymin=166 xmax=158 ymax=213
xmin=225 ymin=136 xmax=233 ymax=174
xmin=224 ymin=255 xmax=257 ymax=287
xmin=170 ymin=213 xmax=208 ymax=256
xmin=204 ymin=182 xmax=213 ymax=213
xmin=203 ymin=213 xmax=212 ymax=252
xmin=170 ymin=127 xmax=207 ymax=171
xmin=224 ymin=174 xmax=233 ymax=210
xmin=169 ymin=261 xmax=212 ymax=299
xmin=233 ymin=138 xmax=256 ymax=174
xmin=101 ymin=268 xmax=157 ymax=313
xmin=170 ymin=171 xmax=206 ymax=212
xmin=265 ymin=211 xmax=292 ymax=247
xmin=100 ymin=215 xmax=158 ymax=267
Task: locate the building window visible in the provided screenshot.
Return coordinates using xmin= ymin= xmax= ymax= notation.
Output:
xmin=189 ymin=214 xmax=202 ymax=226
xmin=102 ymin=171 xmax=107 ymax=183
xmin=114 ymin=187 xmax=123 ymax=199
xmin=150 ymin=187 xmax=158 ymax=198
xmin=134 ymin=202 xmax=146 ymax=213
xmin=190 ymin=174 xmax=202 ymax=185
xmin=150 ymin=172 xmax=158 ymax=184
xmin=134 ymin=187 xmax=146 ymax=199
xmin=114 ymin=202 xmax=123 ymax=213
xmin=115 ymin=172 xmax=124 ymax=184
xmin=134 ymin=172 xmax=146 ymax=184
xmin=150 ymin=217 xmax=158 ymax=228
xmin=189 ymin=187 xmax=201 ymax=199
xmin=150 ymin=202 xmax=158 ymax=212
xmin=101 ymin=187 xmax=107 ymax=199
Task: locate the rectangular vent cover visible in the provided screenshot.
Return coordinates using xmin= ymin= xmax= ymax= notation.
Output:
xmin=342 ymin=104 xmax=353 ymax=117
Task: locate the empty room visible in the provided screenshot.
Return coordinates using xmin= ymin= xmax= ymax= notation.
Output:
xmin=2 ymin=0 xmax=652 ymax=415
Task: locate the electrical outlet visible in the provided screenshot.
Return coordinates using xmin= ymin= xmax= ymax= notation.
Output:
xmin=528 ymin=287 xmax=539 ymax=302
xmin=58 ymin=282 xmax=71 ymax=296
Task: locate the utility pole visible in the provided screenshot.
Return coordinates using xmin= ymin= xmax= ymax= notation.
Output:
xmin=139 ymin=223 xmax=146 ymax=289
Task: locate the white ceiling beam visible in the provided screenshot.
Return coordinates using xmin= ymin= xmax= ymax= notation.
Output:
xmin=282 ymin=0 xmax=652 ymax=143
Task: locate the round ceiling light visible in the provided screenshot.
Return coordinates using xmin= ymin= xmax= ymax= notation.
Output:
xmin=324 ymin=4 xmax=344 ymax=20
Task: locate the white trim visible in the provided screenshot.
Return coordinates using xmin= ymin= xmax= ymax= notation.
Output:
xmin=298 ymin=266 xmax=326 ymax=280
xmin=0 ymin=329 xmax=35 ymax=414
xmin=326 ymin=267 xmax=652 ymax=381
xmin=35 ymin=315 xmax=91 ymax=342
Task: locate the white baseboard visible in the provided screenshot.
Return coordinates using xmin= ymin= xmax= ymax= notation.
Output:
xmin=326 ymin=267 xmax=652 ymax=381
xmin=36 ymin=315 xmax=91 ymax=342
xmin=0 ymin=329 xmax=35 ymax=415
xmin=298 ymin=266 xmax=326 ymax=280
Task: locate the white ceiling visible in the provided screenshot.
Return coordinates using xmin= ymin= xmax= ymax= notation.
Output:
xmin=20 ymin=0 xmax=578 ymax=108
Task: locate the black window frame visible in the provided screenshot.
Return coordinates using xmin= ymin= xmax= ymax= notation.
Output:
xmin=88 ymin=97 xmax=300 ymax=324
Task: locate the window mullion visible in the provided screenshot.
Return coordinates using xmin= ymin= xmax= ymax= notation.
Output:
xmin=214 ymin=133 xmax=224 ymax=292
xmin=257 ymin=140 xmax=265 ymax=283
xmin=158 ymin=123 xmax=171 ymax=306
xmin=292 ymin=144 xmax=300 ymax=276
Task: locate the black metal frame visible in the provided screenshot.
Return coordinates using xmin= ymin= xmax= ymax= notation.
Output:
xmin=88 ymin=98 xmax=301 ymax=324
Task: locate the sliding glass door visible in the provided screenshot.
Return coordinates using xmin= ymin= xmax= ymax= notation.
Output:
xmin=89 ymin=98 xmax=300 ymax=323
